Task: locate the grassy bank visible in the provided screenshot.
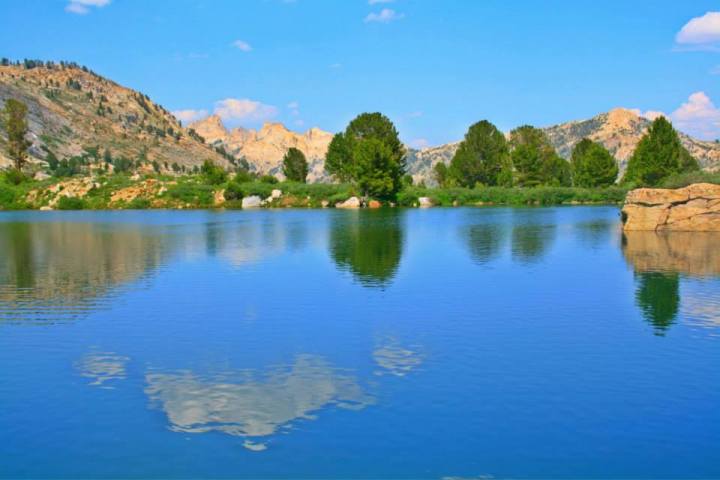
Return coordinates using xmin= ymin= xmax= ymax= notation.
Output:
xmin=0 ymin=172 xmax=638 ymax=210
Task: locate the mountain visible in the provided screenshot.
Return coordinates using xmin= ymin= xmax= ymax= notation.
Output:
xmin=544 ymin=108 xmax=720 ymax=172
xmin=0 ymin=63 xmax=229 ymax=172
xmin=189 ymin=115 xmax=334 ymax=182
xmin=405 ymin=108 xmax=720 ymax=185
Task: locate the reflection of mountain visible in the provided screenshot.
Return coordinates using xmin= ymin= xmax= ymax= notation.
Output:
xmin=145 ymin=355 xmax=374 ymax=450
xmin=0 ymin=221 xmax=173 ymax=322
xmin=622 ymin=231 xmax=720 ymax=335
xmin=329 ymin=211 xmax=404 ymax=287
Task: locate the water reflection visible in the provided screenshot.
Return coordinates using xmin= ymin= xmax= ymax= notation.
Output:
xmin=145 ymin=355 xmax=374 ymax=450
xmin=329 ymin=210 xmax=404 ymax=287
xmin=76 ymin=350 xmax=130 ymax=387
xmin=373 ymin=338 xmax=424 ymax=377
xmin=511 ymin=224 xmax=556 ymax=263
xmin=622 ymin=231 xmax=720 ymax=334
xmin=462 ymin=224 xmax=506 ymax=265
xmin=574 ymin=220 xmax=616 ymax=249
xmin=635 ymin=273 xmax=680 ymax=335
xmin=0 ymin=221 xmax=173 ymax=323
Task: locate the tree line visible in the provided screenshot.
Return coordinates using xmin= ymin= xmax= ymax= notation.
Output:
xmin=2 ymin=96 xmax=701 ymax=196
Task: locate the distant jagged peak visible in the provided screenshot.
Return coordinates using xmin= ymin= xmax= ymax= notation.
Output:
xmin=188 ymin=114 xmax=228 ymax=141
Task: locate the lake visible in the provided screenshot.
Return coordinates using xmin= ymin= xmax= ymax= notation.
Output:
xmin=1 ymin=207 xmax=718 ymax=479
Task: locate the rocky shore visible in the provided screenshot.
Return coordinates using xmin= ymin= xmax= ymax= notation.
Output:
xmin=622 ymin=183 xmax=720 ymax=231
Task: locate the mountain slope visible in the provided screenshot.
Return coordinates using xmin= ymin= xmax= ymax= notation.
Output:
xmin=0 ymin=63 xmax=228 ymax=172
xmin=189 ymin=115 xmax=334 ymax=182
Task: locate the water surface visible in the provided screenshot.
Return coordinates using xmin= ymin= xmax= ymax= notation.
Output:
xmin=1 ymin=208 xmax=718 ymax=478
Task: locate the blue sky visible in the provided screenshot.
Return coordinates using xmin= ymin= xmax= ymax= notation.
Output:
xmin=2 ymin=0 xmax=719 ymax=146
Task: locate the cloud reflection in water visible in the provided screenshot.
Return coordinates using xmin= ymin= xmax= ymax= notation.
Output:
xmin=144 ymin=354 xmax=374 ymax=450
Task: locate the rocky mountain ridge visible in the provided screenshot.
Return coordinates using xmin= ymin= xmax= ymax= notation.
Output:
xmin=189 ymin=115 xmax=334 ymax=182
xmin=0 ymin=63 xmax=229 ymax=172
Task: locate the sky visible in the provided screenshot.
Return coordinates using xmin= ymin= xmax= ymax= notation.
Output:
xmin=1 ymin=0 xmax=719 ymax=146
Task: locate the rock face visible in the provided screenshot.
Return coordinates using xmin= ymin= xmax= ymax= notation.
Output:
xmin=335 ymin=196 xmax=361 ymax=209
xmin=0 ymin=64 xmax=228 ymax=172
xmin=189 ymin=115 xmax=333 ymax=182
xmin=241 ymin=195 xmax=262 ymax=209
xmin=622 ymin=183 xmax=720 ymax=231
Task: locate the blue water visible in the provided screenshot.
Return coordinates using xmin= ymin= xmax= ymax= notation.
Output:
xmin=1 ymin=207 xmax=718 ymax=479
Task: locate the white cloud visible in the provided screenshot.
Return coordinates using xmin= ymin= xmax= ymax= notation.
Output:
xmin=670 ymin=91 xmax=720 ymax=140
xmin=213 ymin=98 xmax=278 ymax=123
xmin=364 ymin=8 xmax=404 ymax=23
xmin=287 ymin=101 xmax=300 ymax=116
xmin=232 ymin=40 xmax=252 ymax=52
xmin=676 ymin=11 xmax=720 ymax=46
xmin=629 ymin=108 xmax=666 ymax=121
xmin=65 ymin=0 xmax=110 ymax=14
xmin=172 ymin=109 xmax=208 ymax=125
xmin=369 ymin=0 xmax=394 ymax=4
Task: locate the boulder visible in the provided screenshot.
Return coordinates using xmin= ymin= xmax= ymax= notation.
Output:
xmin=367 ymin=200 xmax=382 ymax=209
xmin=335 ymin=196 xmax=361 ymax=209
xmin=321 ymin=200 xmax=329 ymax=208
xmin=418 ymin=197 xmax=433 ymax=208
xmin=622 ymin=183 xmax=720 ymax=232
xmin=241 ymin=195 xmax=263 ymax=209
xmin=34 ymin=171 xmax=51 ymax=181
xmin=271 ymin=189 xmax=282 ymax=199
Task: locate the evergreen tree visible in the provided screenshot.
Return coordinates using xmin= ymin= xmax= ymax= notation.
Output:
xmin=282 ymin=147 xmax=309 ymax=182
xmin=324 ymin=112 xmax=405 ymax=198
xmin=570 ymin=138 xmax=618 ymax=187
xmin=448 ymin=120 xmax=509 ymax=187
xmin=623 ymin=116 xmax=698 ymax=186
xmin=2 ymin=99 xmax=31 ymax=172
xmin=509 ymin=125 xmax=570 ymax=187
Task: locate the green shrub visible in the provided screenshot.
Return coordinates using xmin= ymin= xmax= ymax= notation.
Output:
xmin=224 ymin=182 xmax=244 ymax=201
xmin=127 ymin=197 xmax=151 ymax=209
xmin=233 ymin=169 xmax=253 ymax=183
xmin=201 ymin=159 xmax=227 ymax=185
xmin=660 ymin=171 xmax=720 ymax=189
xmin=259 ymin=174 xmax=278 ymax=184
xmin=3 ymin=169 xmax=27 ymax=185
xmin=57 ymin=196 xmax=86 ymax=210
xmin=166 ymin=182 xmax=214 ymax=206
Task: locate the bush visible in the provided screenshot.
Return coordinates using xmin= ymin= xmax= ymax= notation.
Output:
xmin=233 ymin=169 xmax=253 ymax=183
xmin=166 ymin=182 xmax=214 ymax=207
xmin=3 ymin=169 xmax=27 ymax=185
xmin=660 ymin=170 xmax=720 ymax=189
xmin=224 ymin=182 xmax=244 ymax=201
xmin=127 ymin=197 xmax=151 ymax=209
xmin=201 ymin=159 xmax=227 ymax=185
xmin=57 ymin=196 xmax=86 ymax=210
xmin=260 ymin=174 xmax=278 ymax=184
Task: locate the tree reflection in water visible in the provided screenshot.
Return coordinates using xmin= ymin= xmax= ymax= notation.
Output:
xmin=622 ymin=231 xmax=720 ymax=334
xmin=329 ymin=210 xmax=404 ymax=288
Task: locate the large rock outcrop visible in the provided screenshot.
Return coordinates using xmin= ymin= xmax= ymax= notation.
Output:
xmin=622 ymin=183 xmax=720 ymax=231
